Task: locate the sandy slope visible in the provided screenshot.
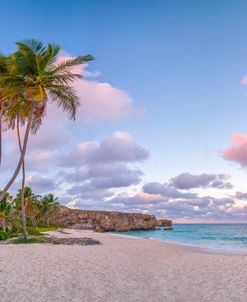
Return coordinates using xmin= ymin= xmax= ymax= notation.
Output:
xmin=0 ymin=229 xmax=246 ymax=302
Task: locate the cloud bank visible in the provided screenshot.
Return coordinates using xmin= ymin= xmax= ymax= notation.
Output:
xmin=170 ymin=172 xmax=232 ymax=189
xmin=3 ymin=128 xmax=246 ymax=222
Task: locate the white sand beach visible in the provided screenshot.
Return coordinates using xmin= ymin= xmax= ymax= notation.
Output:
xmin=0 ymin=229 xmax=246 ymax=302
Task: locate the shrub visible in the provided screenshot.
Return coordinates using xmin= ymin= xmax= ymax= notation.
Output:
xmin=26 ymin=227 xmax=42 ymax=236
xmin=0 ymin=230 xmax=9 ymax=240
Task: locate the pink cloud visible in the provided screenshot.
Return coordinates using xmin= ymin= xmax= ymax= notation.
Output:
xmin=241 ymin=74 xmax=247 ymax=85
xmin=74 ymin=80 xmax=143 ymax=122
xmin=55 ymin=55 xmax=144 ymax=122
xmin=222 ymin=133 xmax=247 ymax=167
xmin=137 ymin=191 xmax=167 ymax=204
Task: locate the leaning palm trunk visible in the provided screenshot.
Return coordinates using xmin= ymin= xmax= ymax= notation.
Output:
xmin=0 ymin=114 xmax=2 ymax=166
xmin=0 ymin=102 xmax=3 ymax=167
xmin=17 ymin=116 xmax=28 ymax=241
xmin=0 ymin=106 xmax=33 ymax=202
xmin=0 ymin=104 xmax=3 ymax=166
xmin=20 ymin=163 xmax=28 ymax=241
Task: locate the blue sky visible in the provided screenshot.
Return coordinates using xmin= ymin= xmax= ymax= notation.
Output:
xmin=1 ymin=0 xmax=247 ymax=221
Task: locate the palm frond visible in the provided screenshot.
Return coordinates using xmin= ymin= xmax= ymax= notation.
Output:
xmin=41 ymin=43 xmax=61 ymax=68
xmin=44 ymin=73 xmax=82 ymax=85
xmin=51 ymin=55 xmax=94 ymax=73
xmin=48 ymin=85 xmax=79 ymax=120
xmin=16 ymin=39 xmax=47 ymax=56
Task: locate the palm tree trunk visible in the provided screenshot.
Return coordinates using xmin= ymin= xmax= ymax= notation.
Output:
xmin=0 ymin=114 xmax=2 ymax=166
xmin=17 ymin=116 xmax=28 ymax=241
xmin=0 ymin=103 xmax=4 ymax=167
xmin=0 ymin=106 xmax=33 ymax=202
xmin=0 ymin=112 xmax=2 ymax=166
xmin=20 ymin=163 xmax=28 ymax=241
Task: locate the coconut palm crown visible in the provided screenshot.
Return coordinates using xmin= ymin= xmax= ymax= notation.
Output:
xmin=0 ymin=39 xmax=94 ymax=129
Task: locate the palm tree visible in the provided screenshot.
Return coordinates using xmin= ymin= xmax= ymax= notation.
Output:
xmin=14 ymin=187 xmax=41 ymax=229
xmin=0 ymin=39 xmax=94 ymax=200
xmin=0 ymin=39 xmax=94 ymax=241
xmin=1 ymin=102 xmax=39 ymax=240
xmin=38 ymin=194 xmax=60 ymax=227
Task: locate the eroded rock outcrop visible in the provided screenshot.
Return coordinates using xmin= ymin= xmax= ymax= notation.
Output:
xmin=156 ymin=219 xmax=172 ymax=227
xmin=163 ymin=226 xmax=174 ymax=231
xmin=55 ymin=207 xmax=157 ymax=232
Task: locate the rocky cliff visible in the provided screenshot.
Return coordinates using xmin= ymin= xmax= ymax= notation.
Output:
xmin=55 ymin=207 xmax=157 ymax=232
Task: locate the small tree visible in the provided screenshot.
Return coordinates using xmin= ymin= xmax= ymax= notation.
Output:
xmin=38 ymin=194 xmax=60 ymax=227
xmin=0 ymin=192 xmax=13 ymax=232
xmin=14 ymin=187 xmax=41 ymax=228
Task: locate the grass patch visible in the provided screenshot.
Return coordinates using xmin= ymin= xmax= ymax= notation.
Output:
xmin=1 ymin=227 xmax=60 ymax=243
xmin=36 ymin=226 xmax=59 ymax=233
xmin=11 ymin=236 xmax=101 ymax=245
xmin=12 ymin=236 xmax=43 ymax=244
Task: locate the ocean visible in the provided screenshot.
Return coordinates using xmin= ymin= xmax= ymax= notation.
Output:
xmin=116 ymin=224 xmax=247 ymax=254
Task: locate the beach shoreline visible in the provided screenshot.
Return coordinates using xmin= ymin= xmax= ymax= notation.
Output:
xmin=110 ymin=232 xmax=247 ymax=256
xmin=0 ymin=229 xmax=246 ymax=302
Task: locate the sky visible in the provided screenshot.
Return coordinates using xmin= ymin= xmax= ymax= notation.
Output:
xmin=1 ymin=0 xmax=247 ymax=222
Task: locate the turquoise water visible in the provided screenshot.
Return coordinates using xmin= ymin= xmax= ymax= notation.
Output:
xmin=116 ymin=224 xmax=247 ymax=254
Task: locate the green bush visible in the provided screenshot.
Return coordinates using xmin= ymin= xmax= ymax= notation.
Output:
xmin=0 ymin=230 xmax=9 ymax=240
xmin=26 ymin=227 xmax=42 ymax=236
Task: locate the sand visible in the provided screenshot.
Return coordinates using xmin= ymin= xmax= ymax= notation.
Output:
xmin=0 ymin=229 xmax=246 ymax=302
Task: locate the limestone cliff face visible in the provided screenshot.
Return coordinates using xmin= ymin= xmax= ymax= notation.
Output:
xmin=156 ymin=219 xmax=172 ymax=226
xmin=55 ymin=207 xmax=157 ymax=232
